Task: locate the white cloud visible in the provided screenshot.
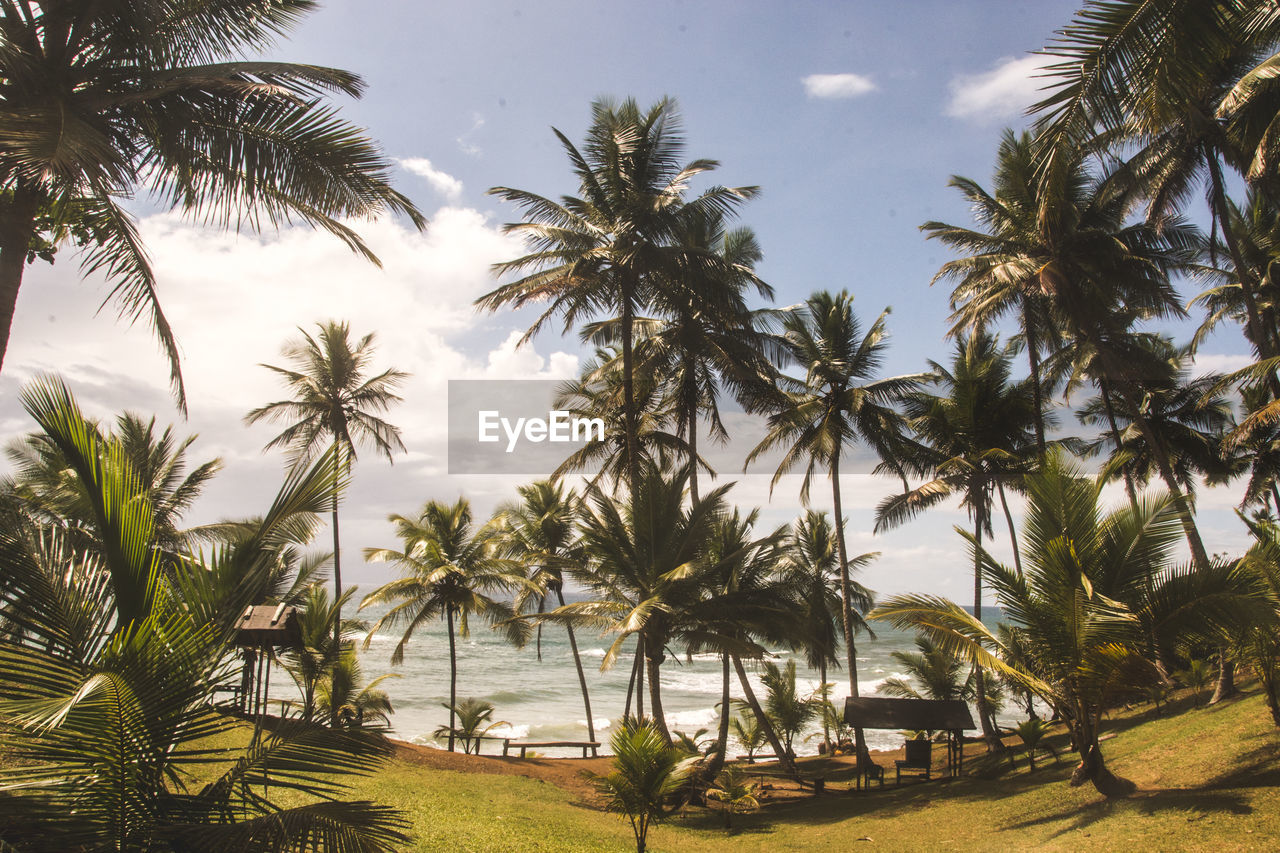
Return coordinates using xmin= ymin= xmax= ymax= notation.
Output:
xmin=802 ymin=73 xmax=876 ymax=99
xmin=1190 ymin=352 xmax=1252 ymax=376
xmin=945 ymin=55 xmax=1050 ymax=122
xmin=398 ymin=157 xmax=463 ymax=200
xmin=481 ymin=330 xmax=578 ymax=380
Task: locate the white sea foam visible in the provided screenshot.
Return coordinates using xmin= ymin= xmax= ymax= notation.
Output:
xmin=575 ymin=717 xmax=612 ymax=731
xmin=666 ymin=707 xmax=718 ymax=729
xmin=487 ymin=723 xmax=530 ymax=739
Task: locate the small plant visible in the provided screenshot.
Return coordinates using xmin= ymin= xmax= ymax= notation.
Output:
xmin=1013 ymin=718 xmax=1057 ymax=771
xmin=706 ymin=765 xmax=760 ymax=830
xmin=588 ymin=722 xmax=685 ymax=853
xmin=730 ymin=711 xmax=767 ymax=762
xmin=760 ymin=659 xmax=819 ymax=757
xmin=1142 ymin=682 xmax=1170 ymax=716
xmin=434 ymin=698 xmax=507 ymax=754
xmin=672 ymin=727 xmax=712 ymax=757
xmin=1178 ymin=659 xmax=1214 ymax=706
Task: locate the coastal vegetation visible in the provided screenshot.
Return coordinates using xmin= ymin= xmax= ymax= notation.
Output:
xmin=6 ymin=0 xmax=1280 ymax=850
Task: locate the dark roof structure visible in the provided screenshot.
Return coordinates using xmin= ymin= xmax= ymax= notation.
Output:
xmin=234 ymin=603 xmax=301 ymax=647
xmin=844 ymin=697 xmax=976 ymax=731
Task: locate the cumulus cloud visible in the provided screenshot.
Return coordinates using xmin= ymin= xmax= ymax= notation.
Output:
xmin=1190 ymin=352 xmax=1253 ymax=376
xmin=802 ymin=73 xmax=876 ymax=99
xmin=946 ymin=55 xmax=1050 ymax=121
xmin=399 ymin=157 xmax=463 ymax=200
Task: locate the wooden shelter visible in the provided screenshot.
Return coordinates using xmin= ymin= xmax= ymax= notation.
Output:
xmin=844 ymin=697 xmax=976 ymax=778
xmin=233 ymin=604 xmax=301 ymax=719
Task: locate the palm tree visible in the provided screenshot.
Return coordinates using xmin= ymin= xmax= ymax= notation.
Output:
xmin=747 ymin=290 xmax=918 ymax=760
xmin=478 ymin=97 xmax=758 ymax=496
xmin=759 ymin=659 xmax=819 ymax=758
xmin=587 ymin=722 xmax=685 ymax=853
xmin=540 ymin=461 xmax=728 ymax=743
xmin=320 ymin=645 xmax=398 ymax=731
xmin=434 ymin=698 xmax=507 ymax=755
xmin=0 ymin=377 xmax=408 ymax=848
xmin=246 ymin=321 xmax=407 ymax=667
xmin=875 ymin=332 xmax=1038 ymax=744
xmin=0 ymin=3 xmax=424 ymax=408
xmin=786 ymin=510 xmax=877 ymax=747
xmin=877 ymin=636 xmax=972 ymax=703
xmin=872 ymin=452 xmax=1265 ymax=796
xmin=582 ymin=211 xmax=778 ymax=502
xmin=490 ymin=480 xmax=599 ymax=748
xmin=360 ymin=498 xmax=528 ymax=752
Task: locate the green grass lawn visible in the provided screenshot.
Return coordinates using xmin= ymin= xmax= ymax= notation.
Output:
xmin=343 ymin=686 xmax=1280 ymax=852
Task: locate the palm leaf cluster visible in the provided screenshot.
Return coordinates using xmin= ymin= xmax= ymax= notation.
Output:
xmin=0 ymin=377 xmax=408 ymax=850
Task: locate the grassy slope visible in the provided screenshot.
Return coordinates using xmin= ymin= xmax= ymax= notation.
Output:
xmin=356 ymin=688 xmax=1280 ymax=852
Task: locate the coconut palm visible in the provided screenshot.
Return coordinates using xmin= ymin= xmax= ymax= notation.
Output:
xmin=875 ymin=332 xmax=1039 ymax=743
xmin=582 ymin=211 xmax=778 ymax=502
xmin=588 ymin=722 xmax=686 ymax=853
xmin=758 ymin=659 xmax=818 ymax=758
xmin=706 ymin=765 xmax=761 ymax=830
xmin=540 ymin=461 xmax=728 ymax=743
xmin=360 ymin=498 xmax=528 ymax=752
xmin=872 ymin=451 xmax=1267 ymax=795
xmin=320 ymin=645 xmax=397 ymax=731
xmin=0 ymin=2 xmax=424 ymax=407
xmin=878 ymin=635 xmax=972 ymax=704
xmin=0 ymin=377 xmax=408 ymax=849
xmin=786 ymin=510 xmax=877 ymax=747
xmin=479 ymin=96 xmax=758 ymax=496
xmin=246 ymin=321 xmax=407 ymax=666
xmin=748 ymin=290 xmax=919 ymax=760
xmin=490 ymin=480 xmax=598 ymax=747
xmin=434 ymin=698 xmax=507 ymax=755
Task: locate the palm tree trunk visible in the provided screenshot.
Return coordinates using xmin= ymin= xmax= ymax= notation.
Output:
xmin=996 ymin=480 xmax=1023 ymax=577
xmin=1099 ymin=380 xmax=1139 ymax=510
xmin=1209 ymin=648 xmax=1237 ymax=705
xmin=330 ymin=442 xmax=344 ymax=728
xmin=706 ymin=651 xmax=732 ymax=778
xmin=1068 ymin=707 xmax=1134 ymax=797
xmin=621 ymin=277 xmax=640 ymax=497
xmin=556 ymin=588 xmax=597 ymax=748
xmin=1023 ymin=302 xmax=1047 ymax=459
xmin=972 ymin=505 xmax=1003 ymax=751
xmin=447 ymin=606 xmax=457 ymax=752
xmin=0 ymin=186 xmax=37 ymax=375
xmin=1126 ymin=402 xmax=1211 ymax=570
xmin=731 ymin=654 xmax=797 ymax=777
xmin=830 ymin=450 xmax=869 ymax=765
xmin=645 ymin=643 xmax=671 ymax=743
xmin=635 ymin=636 xmax=645 ymax=719
xmin=535 ymin=595 xmax=545 ymax=662
xmin=819 ymin=658 xmax=831 ymax=749
xmin=686 ymin=393 xmax=700 ymax=505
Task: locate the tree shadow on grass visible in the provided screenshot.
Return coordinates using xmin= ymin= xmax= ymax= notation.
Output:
xmin=1001 ymin=786 xmax=1253 ymax=840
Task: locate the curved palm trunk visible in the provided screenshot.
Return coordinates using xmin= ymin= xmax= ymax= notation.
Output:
xmin=731 ymin=654 xmax=797 ymax=777
xmin=706 ymin=651 xmax=732 ymax=778
xmin=556 ymin=588 xmax=597 ymax=747
xmin=1068 ymin=703 xmax=1134 ymax=797
xmin=1127 ymin=403 xmax=1210 ymax=570
xmin=996 ymin=480 xmax=1024 ymax=577
xmin=819 ymin=657 xmax=831 ymax=749
xmin=447 ymin=606 xmax=457 ymax=752
xmin=0 ymin=187 xmax=37 ymax=375
xmin=645 ymin=640 xmax=671 ymax=743
xmin=634 ymin=636 xmax=645 ymax=719
xmin=971 ymin=506 xmax=1003 ymax=751
xmin=535 ymin=595 xmax=545 ymax=662
xmin=1099 ymin=381 xmax=1139 ymax=510
xmin=829 ymin=451 xmax=869 ymax=764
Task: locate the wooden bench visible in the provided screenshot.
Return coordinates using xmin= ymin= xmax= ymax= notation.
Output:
xmin=502 ymin=739 xmax=601 ymax=758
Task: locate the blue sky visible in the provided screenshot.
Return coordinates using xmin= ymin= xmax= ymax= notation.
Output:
xmin=0 ymin=1 xmax=1254 ymax=602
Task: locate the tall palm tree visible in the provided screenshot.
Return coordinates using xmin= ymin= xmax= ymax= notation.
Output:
xmin=923 ymin=129 xmax=1063 ymax=457
xmin=747 ymin=290 xmax=918 ymax=761
xmin=875 ymin=331 xmax=1037 ymax=744
xmin=541 ymin=461 xmax=727 ymax=743
xmin=360 ymin=498 xmax=528 ymax=752
xmin=786 ymin=510 xmax=877 ymax=748
xmin=490 ymin=480 xmax=599 ymax=748
xmin=0 ymin=2 xmax=424 ymax=408
xmin=582 ymin=212 xmax=778 ymax=502
xmin=478 ymin=97 xmax=758 ymax=496
xmin=246 ymin=321 xmax=407 ymax=665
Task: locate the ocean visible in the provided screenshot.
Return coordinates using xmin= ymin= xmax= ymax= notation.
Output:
xmin=269 ymin=601 xmax=1018 ymax=757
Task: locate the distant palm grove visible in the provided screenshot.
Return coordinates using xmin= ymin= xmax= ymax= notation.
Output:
xmin=7 ymin=1 xmax=1280 ymax=850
